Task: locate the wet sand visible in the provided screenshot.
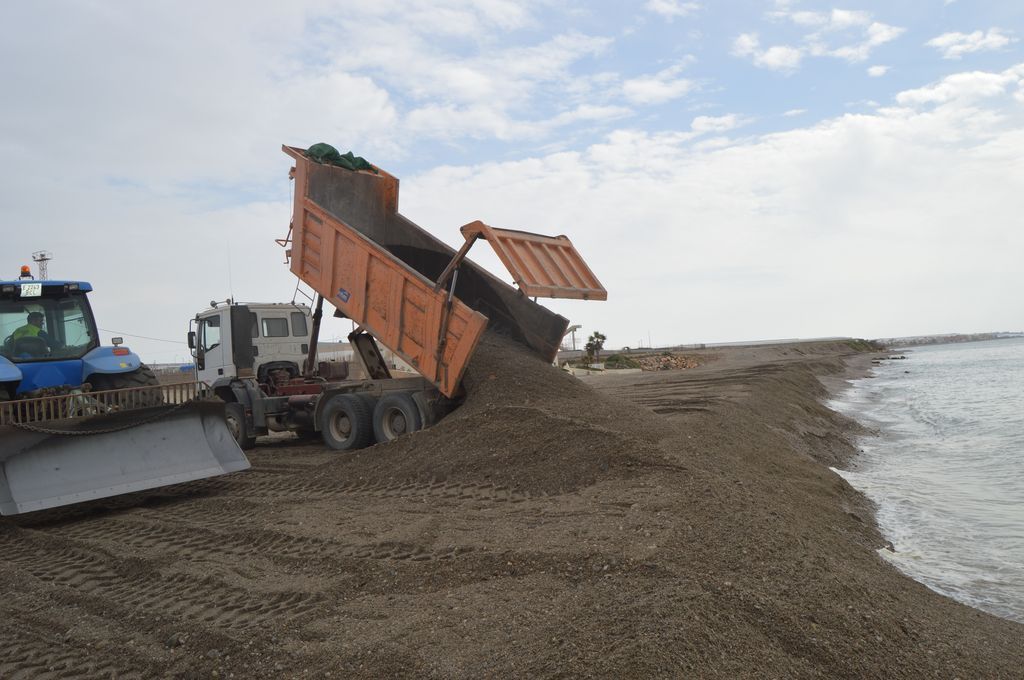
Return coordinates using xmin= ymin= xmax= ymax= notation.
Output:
xmin=1 ymin=334 xmax=1021 ymax=678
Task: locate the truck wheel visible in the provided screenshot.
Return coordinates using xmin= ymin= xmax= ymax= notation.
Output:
xmin=225 ymin=402 xmax=257 ymax=450
xmin=89 ymin=364 xmax=164 ymax=406
xmin=320 ymin=393 xmax=374 ymax=451
xmin=373 ymin=392 xmax=422 ymax=444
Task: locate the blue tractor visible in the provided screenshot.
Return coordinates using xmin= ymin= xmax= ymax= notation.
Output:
xmin=0 ymin=269 xmax=249 ymax=516
xmin=0 ymin=275 xmax=155 ymax=399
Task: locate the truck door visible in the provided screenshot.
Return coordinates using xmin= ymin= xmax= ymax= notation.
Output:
xmin=196 ymin=310 xmax=235 ymax=383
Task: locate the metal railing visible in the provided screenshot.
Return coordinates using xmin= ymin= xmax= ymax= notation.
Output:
xmin=0 ymin=383 xmax=202 ymax=427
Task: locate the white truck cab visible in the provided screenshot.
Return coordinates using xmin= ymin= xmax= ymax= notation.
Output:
xmin=191 ymin=302 xmax=312 ymax=386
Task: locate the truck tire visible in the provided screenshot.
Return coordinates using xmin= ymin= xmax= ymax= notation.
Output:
xmin=319 ymin=393 xmax=374 ymax=451
xmin=372 ymin=392 xmax=422 ymax=444
xmin=225 ymin=402 xmax=257 ymax=450
xmin=89 ymin=364 xmax=164 ymax=406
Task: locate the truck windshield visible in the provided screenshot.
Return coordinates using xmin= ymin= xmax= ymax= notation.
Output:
xmin=0 ymin=292 xmax=97 ymax=363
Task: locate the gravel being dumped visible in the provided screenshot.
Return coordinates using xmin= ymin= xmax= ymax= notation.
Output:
xmin=1 ymin=332 xmax=1021 ymax=678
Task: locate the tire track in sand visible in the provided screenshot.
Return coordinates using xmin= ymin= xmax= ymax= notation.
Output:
xmin=53 ymin=515 xmax=476 ymax=565
xmin=0 ymin=621 xmax=149 ymax=680
xmin=0 ymin=530 xmax=323 ymax=631
xmin=190 ymin=474 xmax=542 ymax=504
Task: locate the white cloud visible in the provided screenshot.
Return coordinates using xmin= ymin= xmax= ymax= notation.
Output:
xmin=732 ymin=33 xmax=803 ymax=72
xmin=405 ymin=104 xmax=533 ymax=141
xmin=868 ymin=65 xmax=890 ymax=77
xmin=895 ymin=65 xmax=1024 ymax=107
xmin=829 ymin=9 xmax=872 ymax=30
xmin=691 ymin=114 xmax=750 ymax=134
xmin=733 ymin=32 xmax=761 ymax=57
xmin=549 ymin=105 xmax=633 ymax=126
xmin=788 ymin=11 xmax=827 ymax=27
xmin=759 ymin=45 xmax=805 ymax=70
xmin=926 ymin=29 xmax=1015 ymax=60
xmin=644 ymin=0 xmax=700 ymax=19
xmin=621 ymin=63 xmax=695 ymax=104
xmin=815 ymin=21 xmax=906 ymax=63
xmin=783 ymin=108 xmax=807 ymax=117
xmin=746 ymin=7 xmax=904 ymax=70
xmin=783 ymin=9 xmax=872 ymax=31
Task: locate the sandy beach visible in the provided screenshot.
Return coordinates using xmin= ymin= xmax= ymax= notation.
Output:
xmin=2 ymin=333 xmax=1022 ymax=678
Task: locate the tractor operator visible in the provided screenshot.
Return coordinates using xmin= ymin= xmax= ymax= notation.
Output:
xmin=12 ymin=311 xmax=49 ymax=343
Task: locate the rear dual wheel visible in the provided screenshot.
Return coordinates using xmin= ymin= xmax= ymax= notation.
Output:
xmin=372 ymin=392 xmax=422 ymax=444
xmin=319 ymin=393 xmax=375 ymax=451
xmin=318 ymin=391 xmax=425 ymax=451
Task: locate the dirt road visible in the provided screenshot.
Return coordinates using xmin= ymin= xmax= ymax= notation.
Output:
xmin=2 ymin=334 xmax=1021 ymax=678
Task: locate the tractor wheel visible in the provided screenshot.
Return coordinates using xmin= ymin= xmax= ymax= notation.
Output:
xmin=372 ymin=392 xmax=422 ymax=444
xmin=319 ymin=393 xmax=374 ymax=451
xmin=225 ymin=402 xmax=257 ymax=450
xmin=89 ymin=364 xmax=164 ymax=407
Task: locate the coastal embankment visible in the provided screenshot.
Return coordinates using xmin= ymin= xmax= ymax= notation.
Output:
xmin=1 ymin=334 xmax=1021 ymax=677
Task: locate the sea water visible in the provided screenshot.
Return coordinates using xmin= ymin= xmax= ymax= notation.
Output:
xmin=830 ymin=337 xmax=1024 ymax=623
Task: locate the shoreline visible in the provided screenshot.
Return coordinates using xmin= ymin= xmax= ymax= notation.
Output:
xmin=825 ymin=343 xmax=1024 ymax=626
xmin=590 ymin=339 xmax=1023 ymax=674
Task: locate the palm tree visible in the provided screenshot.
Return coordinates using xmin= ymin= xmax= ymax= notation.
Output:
xmin=584 ymin=331 xmax=607 ymax=364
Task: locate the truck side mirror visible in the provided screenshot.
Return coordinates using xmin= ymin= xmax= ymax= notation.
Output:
xmin=187 ymin=331 xmax=196 ymax=350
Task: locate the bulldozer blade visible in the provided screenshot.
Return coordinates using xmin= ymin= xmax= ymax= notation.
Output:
xmin=0 ymin=401 xmax=250 ymax=516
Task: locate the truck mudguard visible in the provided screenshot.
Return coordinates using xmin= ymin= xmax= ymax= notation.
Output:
xmin=207 ymin=375 xmax=270 ymax=439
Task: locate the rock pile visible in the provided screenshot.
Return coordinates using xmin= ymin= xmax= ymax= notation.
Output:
xmin=635 ymin=352 xmax=702 ymax=371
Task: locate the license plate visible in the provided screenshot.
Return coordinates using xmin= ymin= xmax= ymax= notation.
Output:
xmin=20 ymin=283 xmax=42 ymax=297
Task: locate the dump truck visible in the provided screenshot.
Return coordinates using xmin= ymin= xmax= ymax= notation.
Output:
xmin=0 ymin=273 xmax=250 ymax=515
xmin=197 ymin=145 xmax=606 ymax=450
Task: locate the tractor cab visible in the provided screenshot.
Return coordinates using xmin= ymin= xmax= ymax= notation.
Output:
xmin=0 ymin=271 xmax=143 ymax=399
xmin=0 ymin=278 xmax=99 ymax=363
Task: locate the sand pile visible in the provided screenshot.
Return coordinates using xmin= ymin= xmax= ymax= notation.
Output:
xmin=321 ymin=333 xmax=675 ymax=495
xmin=1 ymin=333 xmax=1021 ymax=678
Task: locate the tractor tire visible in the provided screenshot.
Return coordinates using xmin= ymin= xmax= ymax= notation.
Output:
xmin=225 ymin=402 xmax=257 ymax=450
xmin=372 ymin=392 xmax=423 ymax=444
xmin=319 ymin=393 xmax=374 ymax=451
xmin=89 ymin=364 xmax=164 ymax=407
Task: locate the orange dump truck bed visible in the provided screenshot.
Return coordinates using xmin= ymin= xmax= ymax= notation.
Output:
xmin=283 ymin=145 xmax=605 ymax=398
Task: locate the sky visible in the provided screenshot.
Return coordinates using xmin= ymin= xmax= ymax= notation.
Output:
xmin=1 ymin=0 xmax=1022 ymax=362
